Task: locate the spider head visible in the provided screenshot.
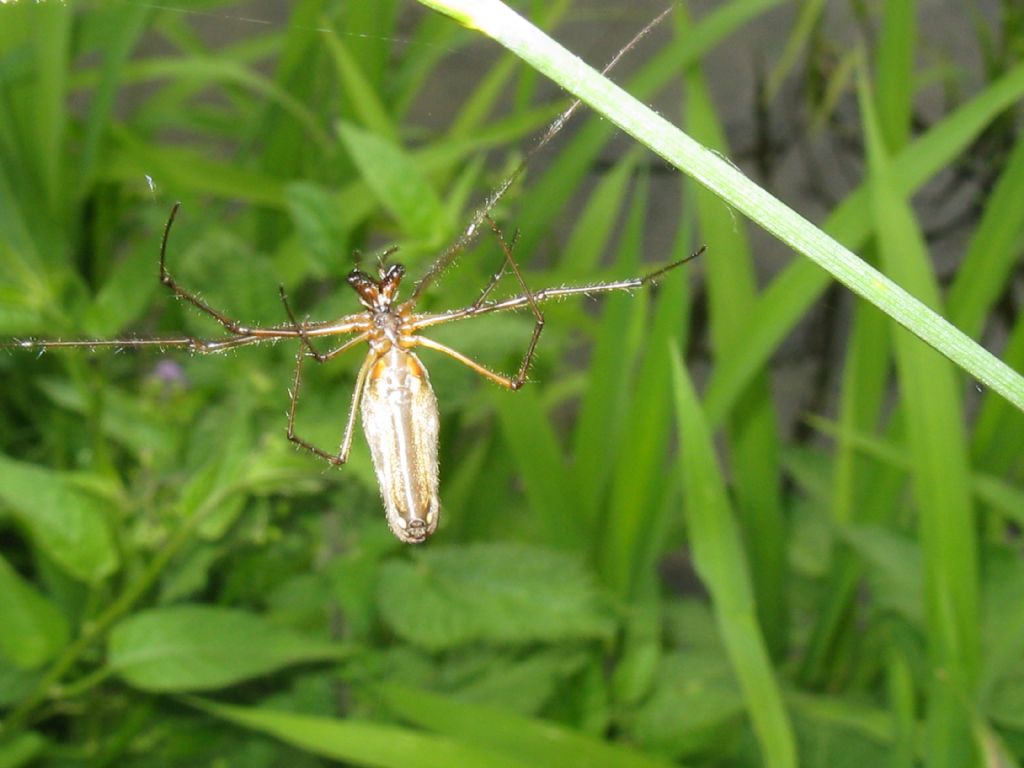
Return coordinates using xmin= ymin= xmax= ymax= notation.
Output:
xmin=347 ymin=263 xmax=406 ymax=311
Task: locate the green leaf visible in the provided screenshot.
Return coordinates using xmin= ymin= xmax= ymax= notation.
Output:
xmin=0 ymin=554 xmax=69 ymax=669
xmin=874 ymin=0 xmax=915 ymax=150
xmin=839 ymin=525 xmax=923 ymax=626
xmin=442 ymin=648 xmax=590 ymax=715
xmin=670 ymin=350 xmax=797 ymax=768
xmin=0 ymin=656 xmax=40 ymax=708
xmin=375 ymin=682 xmax=677 ymax=768
xmin=0 ymin=732 xmax=45 ymax=768
xmin=284 ymin=180 xmax=351 ymax=278
xmin=492 ymin=387 xmax=574 ymax=549
xmin=0 ymin=454 xmax=119 ymax=583
xmin=789 ymin=696 xmax=898 ymax=768
xmin=108 ymin=605 xmax=352 ymax=692
xmin=192 ymin=697 xmax=531 ymax=768
xmin=338 ymin=120 xmax=449 ymax=246
xmin=322 ymin=26 xmax=397 ymax=141
xmin=628 ymin=651 xmax=744 ymax=760
xmin=85 ymin=235 xmax=160 ymax=337
xmin=682 ymin=10 xmax=786 ymax=652
xmin=377 ymin=543 xmax=614 ymax=650
xmin=947 ymin=130 xmax=1024 ymax=338
xmin=860 ymin=71 xmax=979 ymax=765
xmin=417 ymin=0 xmax=1024 ymax=416
xmin=703 ymin=58 xmax=1024 ymax=424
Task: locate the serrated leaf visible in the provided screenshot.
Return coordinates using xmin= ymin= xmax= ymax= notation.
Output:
xmin=0 ymin=454 xmax=119 ymax=583
xmin=839 ymin=525 xmax=923 ymax=628
xmin=0 ymin=554 xmax=69 ymax=669
xmin=790 ymin=701 xmax=896 ymax=768
xmin=377 ymin=543 xmax=614 ymax=650
xmin=448 ymin=651 xmax=593 ymax=716
xmin=628 ymin=651 xmax=743 ymax=760
xmin=108 ymin=605 xmax=352 ymax=692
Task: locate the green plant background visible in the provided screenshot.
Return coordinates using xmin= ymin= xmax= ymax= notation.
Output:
xmin=0 ymin=1 xmax=1022 ymax=766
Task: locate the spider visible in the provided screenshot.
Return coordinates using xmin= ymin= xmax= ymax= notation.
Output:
xmin=6 ymin=8 xmax=701 ymax=543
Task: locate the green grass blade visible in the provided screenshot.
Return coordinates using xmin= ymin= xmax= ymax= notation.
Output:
xmin=415 ymin=0 xmax=1024 ymax=415
xmin=191 ymin=698 xmax=531 ymax=768
xmin=860 ymin=71 xmax=979 ymax=767
xmin=763 ymin=0 xmax=826 ymax=102
xmin=832 ymin=299 xmax=893 ymax=524
xmin=971 ymin=312 xmax=1024 ymax=492
xmin=511 ymin=0 xmax=786 ymax=259
xmin=556 ymin=151 xmax=637 ymax=278
xmin=338 ymin=121 xmax=449 ymax=246
xmin=946 ymin=130 xmax=1024 ymax=338
xmin=31 ymin=3 xmax=70 ymax=215
xmin=875 ymin=0 xmax=916 ymax=150
xmin=681 ymin=9 xmax=786 ymax=654
xmin=798 ymin=291 xmax=900 ymax=688
xmin=670 ymin=349 xmax=797 ymax=768
xmin=105 ymin=130 xmax=286 ymax=206
xmin=111 ymin=55 xmax=333 ymax=152
xmin=601 ymin=243 xmax=690 ymax=597
xmin=570 ymin=159 xmax=645 ymax=529
xmin=448 ymin=0 xmax=572 ymax=138
xmin=374 ymin=683 xmax=678 ymax=768
xmin=76 ymin=7 xmax=149 ymax=196
xmin=702 ymin=59 xmax=1024 ymax=424
xmin=340 ymin=0 xmax=398 ymax=97
xmin=322 ymin=24 xmax=398 ymax=141
xmin=493 ymin=387 xmax=575 ymax=549
xmin=806 ymin=415 xmax=1024 ymax=526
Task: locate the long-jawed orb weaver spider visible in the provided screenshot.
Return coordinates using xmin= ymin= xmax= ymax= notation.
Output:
xmin=5 ymin=8 xmax=702 ymax=543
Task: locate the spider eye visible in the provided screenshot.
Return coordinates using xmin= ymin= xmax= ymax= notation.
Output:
xmin=376 ymin=264 xmax=406 ymax=302
xmin=347 ymin=270 xmax=379 ymax=306
xmin=347 ymin=270 xmax=373 ymax=288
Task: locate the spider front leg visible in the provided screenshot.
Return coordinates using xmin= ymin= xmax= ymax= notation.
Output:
xmin=158 ymin=203 xmax=256 ymax=336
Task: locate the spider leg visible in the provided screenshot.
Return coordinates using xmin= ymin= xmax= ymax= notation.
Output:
xmin=471 ymin=226 xmax=523 ymax=308
xmin=4 ymin=330 xmax=301 ymax=354
xmin=409 ymin=246 xmax=705 ymax=332
xmin=286 ymin=343 xmax=374 ymax=465
xmin=405 ymin=8 xmax=674 ymax=306
xmin=278 ymin=285 xmax=328 ymax=362
xmin=410 ymin=336 xmax=522 ymax=390
xmin=482 ymin=216 xmax=544 ymax=388
xmin=158 ymin=203 xmax=257 ymax=336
